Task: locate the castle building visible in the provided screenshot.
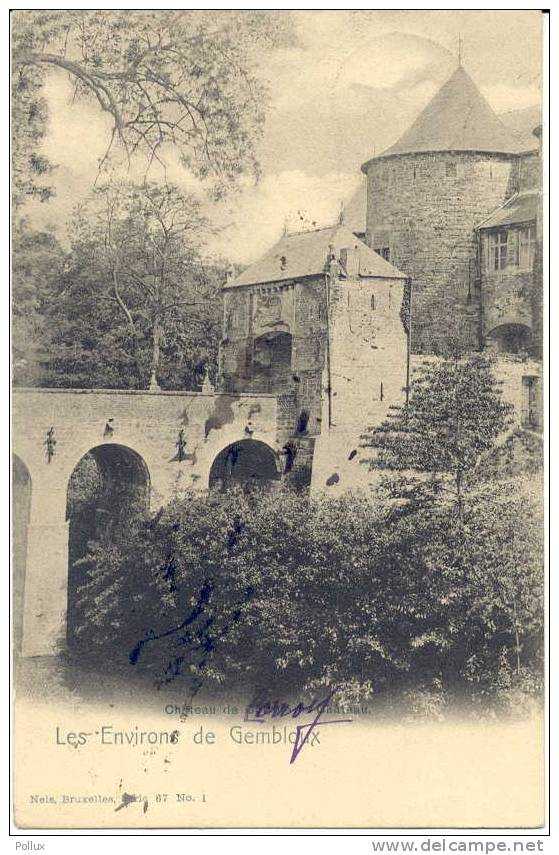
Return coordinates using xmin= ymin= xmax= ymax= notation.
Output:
xmin=360 ymin=64 xmax=543 ymax=430
xmin=220 ymin=224 xmax=410 ymax=488
xmin=215 ymin=63 xmax=542 ymax=491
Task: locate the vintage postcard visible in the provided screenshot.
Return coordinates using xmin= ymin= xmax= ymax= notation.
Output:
xmin=11 ymin=8 xmax=547 ymax=830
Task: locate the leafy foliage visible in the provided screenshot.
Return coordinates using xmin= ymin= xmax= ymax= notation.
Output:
xmin=12 ymin=185 xmax=224 ymax=390
xmin=361 ymin=355 xmax=514 ymax=515
xmin=70 ymin=484 xmax=543 ymax=712
xmin=11 ymin=10 xmax=294 ymax=205
xmin=12 ymin=220 xmax=66 ymax=386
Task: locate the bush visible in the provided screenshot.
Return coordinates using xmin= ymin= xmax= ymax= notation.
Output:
xmin=70 ymin=481 xmax=543 ymax=712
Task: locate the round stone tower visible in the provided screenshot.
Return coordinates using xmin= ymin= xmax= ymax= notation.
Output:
xmin=361 ymin=65 xmax=532 ymax=354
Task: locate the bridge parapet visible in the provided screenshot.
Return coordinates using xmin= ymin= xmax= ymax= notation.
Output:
xmin=13 ymin=387 xmax=280 ymax=505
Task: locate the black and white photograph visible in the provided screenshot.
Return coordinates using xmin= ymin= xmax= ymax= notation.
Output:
xmin=10 ymin=7 xmax=548 ymax=832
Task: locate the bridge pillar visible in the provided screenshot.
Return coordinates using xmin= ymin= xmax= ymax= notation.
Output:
xmin=21 ymin=489 xmax=69 ymax=658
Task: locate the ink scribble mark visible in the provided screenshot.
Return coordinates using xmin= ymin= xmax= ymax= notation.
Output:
xmin=130 ymin=569 xmax=255 ymax=696
xmin=114 ymin=792 xmax=137 ymax=812
xmin=129 ymin=581 xmax=214 ymax=665
xmin=290 ymin=715 xmax=351 ymax=764
xmin=246 ymin=687 xmax=352 ymax=764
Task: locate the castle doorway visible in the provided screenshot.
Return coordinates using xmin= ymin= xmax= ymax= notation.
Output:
xmin=486 ymin=323 xmax=531 ymax=354
xmin=251 ymin=331 xmax=292 ymax=392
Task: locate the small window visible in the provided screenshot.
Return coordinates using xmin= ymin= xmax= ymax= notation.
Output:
xmin=370 ymin=294 xmax=376 ymax=311
xmin=487 ymin=231 xmax=508 ymax=271
xmin=373 ymin=228 xmax=391 ymax=263
xmin=296 ymin=411 xmax=309 ymax=434
xmin=518 ymin=225 xmax=536 ymax=270
xmin=446 ymin=162 xmax=457 ymax=178
xmin=374 ymin=247 xmax=390 ymax=262
xmin=486 ymin=226 xmax=536 ymax=272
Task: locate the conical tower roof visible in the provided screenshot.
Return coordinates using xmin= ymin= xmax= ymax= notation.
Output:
xmin=362 ymin=66 xmax=528 ymax=169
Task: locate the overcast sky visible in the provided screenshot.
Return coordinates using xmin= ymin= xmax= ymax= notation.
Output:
xmin=23 ymin=9 xmax=543 ymax=265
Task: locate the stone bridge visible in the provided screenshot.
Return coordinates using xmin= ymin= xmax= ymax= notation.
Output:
xmin=13 ymin=387 xmax=282 ymax=657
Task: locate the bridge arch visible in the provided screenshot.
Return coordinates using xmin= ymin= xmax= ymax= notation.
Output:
xmin=209 ymin=439 xmax=281 ymax=493
xmin=65 ymin=443 xmax=151 ymax=650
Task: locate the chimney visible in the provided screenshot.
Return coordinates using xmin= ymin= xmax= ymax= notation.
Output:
xmin=339 ymin=246 xmax=360 ymax=277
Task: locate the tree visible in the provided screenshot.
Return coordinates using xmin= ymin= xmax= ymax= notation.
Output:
xmin=69 ymin=484 xmax=543 ymax=710
xmin=11 ymin=219 xmax=67 ymax=386
xmin=360 ymin=355 xmax=542 ymax=704
xmin=11 ymin=10 xmax=294 ymax=206
xmin=361 ymin=355 xmax=513 ymax=517
xmin=39 ymin=180 xmax=223 ymax=390
xmin=457 ymin=482 xmax=543 ymax=685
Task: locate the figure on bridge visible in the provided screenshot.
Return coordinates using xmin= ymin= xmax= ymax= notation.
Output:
xmin=44 ymin=426 xmax=56 ymax=463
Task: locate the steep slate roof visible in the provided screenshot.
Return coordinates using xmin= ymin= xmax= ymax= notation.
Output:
xmin=225 ymin=224 xmax=407 ymax=289
xmin=477 ymin=191 xmax=539 ymax=230
xmin=362 ymin=66 xmax=529 ymax=169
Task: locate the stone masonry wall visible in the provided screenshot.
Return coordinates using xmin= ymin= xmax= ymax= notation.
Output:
xmin=221 ymin=276 xmax=329 ymax=438
xmin=509 ymin=150 xmax=541 ymax=195
xmin=13 ymin=388 xmax=280 ymax=504
xmin=364 ymin=151 xmax=518 ymax=354
xmin=481 ymin=267 xmax=535 ymax=339
xmin=410 ymin=354 xmax=542 ymax=431
xmin=311 ymin=272 xmax=409 ymax=493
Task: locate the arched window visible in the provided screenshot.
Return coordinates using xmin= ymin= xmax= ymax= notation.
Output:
xmin=296 ymin=411 xmax=309 ymax=434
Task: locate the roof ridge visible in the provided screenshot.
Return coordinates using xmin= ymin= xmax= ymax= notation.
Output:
xmin=284 ymin=223 xmax=338 ymax=237
xmin=226 ymin=223 xmax=407 ymax=289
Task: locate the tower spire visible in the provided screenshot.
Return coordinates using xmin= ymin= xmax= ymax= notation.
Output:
xmin=457 ymin=33 xmax=463 ymax=67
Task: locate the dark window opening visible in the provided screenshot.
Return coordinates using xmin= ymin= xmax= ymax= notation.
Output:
xmin=296 ymin=411 xmax=309 ymax=434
